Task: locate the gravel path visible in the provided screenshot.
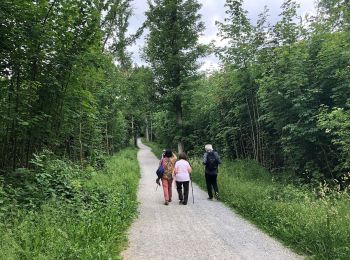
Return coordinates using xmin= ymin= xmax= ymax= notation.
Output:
xmin=122 ymin=140 xmax=303 ymax=260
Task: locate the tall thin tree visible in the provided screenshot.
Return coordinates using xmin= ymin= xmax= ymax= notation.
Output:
xmin=144 ymin=0 xmax=205 ymax=153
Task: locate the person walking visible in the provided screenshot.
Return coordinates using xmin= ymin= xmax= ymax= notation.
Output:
xmin=156 ymin=149 xmax=166 ymax=186
xmin=203 ymin=144 xmax=221 ymax=200
xmin=174 ymin=152 xmax=192 ymax=205
xmin=160 ymin=149 xmax=177 ymax=205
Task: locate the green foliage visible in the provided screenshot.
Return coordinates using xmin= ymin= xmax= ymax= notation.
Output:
xmin=144 ymin=0 xmax=206 ymax=151
xmin=142 ymin=138 xmax=166 ymax=159
xmin=191 ymin=159 xmax=350 ymax=259
xmin=154 ymin=0 xmax=350 ymax=183
xmin=0 ymin=148 xmax=139 ymax=259
xmin=0 ymin=0 xmax=141 ymax=172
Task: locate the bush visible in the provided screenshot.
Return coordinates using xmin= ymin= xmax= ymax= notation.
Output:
xmin=2 ymin=151 xmax=86 ymax=212
xmin=0 ymin=148 xmax=140 ymax=259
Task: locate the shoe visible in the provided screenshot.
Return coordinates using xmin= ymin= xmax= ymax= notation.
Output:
xmin=214 ymin=192 xmax=220 ymax=200
xmin=208 ymin=197 xmax=213 ymax=200
xmin=164 ymin=201 xmax=169 ymax=205
xmin=168 ymin=199 xmax=172 ymax=202
xmin=182 ymin=202 xmax=187 ymax=205
xmin=179 ymin=200 xmax=183 ymax=205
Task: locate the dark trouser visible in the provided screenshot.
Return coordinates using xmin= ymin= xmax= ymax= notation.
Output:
xmin=205 ymin=174 xmax=218 ymax=198
xmin=176 ymin=181 xmax=189 ymax=204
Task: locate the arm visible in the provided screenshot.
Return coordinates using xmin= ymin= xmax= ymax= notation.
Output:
xmin=171 ymin=153 xmax=177 ymax=164
xmin=188 ymin=161 xmax=192 ymax=174
xmin=174 ymin=161 xmax=178 ymax=175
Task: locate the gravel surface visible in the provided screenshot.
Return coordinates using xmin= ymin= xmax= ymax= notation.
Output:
xmin=121 ymin=140 xmax=303 ymax=260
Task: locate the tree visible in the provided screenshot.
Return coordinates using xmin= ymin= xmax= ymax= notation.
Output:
xmin=0 ymin=0 xmax=142 ymax=172
xmin=101 ymin=0 xmax=144 ymax=71
xmin=144 ymin=0 xmax=206 ymax=153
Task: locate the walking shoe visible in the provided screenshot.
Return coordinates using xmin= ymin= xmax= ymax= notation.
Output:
xmin=179 ymin=200 xmax=183 ymax=205
xmin=208 ymin=197 xmax=213 ymax=200
xmin=214 ymin=192 xmax=220 ymax=200
xmin=164 ymin=201 xmax=169 ymax=205
xmin=168 ymin=199 xmax=172 ymax=202
xmin=182 ymin=202 xmax=187 ymax=205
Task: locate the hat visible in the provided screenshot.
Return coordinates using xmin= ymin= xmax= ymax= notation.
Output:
xmin=205 ymin=144 xmax=213 ymax=152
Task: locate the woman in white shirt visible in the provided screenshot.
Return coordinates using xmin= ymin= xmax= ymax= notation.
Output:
xmin=174 ymin=152 xmax=192 ymax=205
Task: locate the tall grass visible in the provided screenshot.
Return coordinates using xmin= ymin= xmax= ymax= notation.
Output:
xmin=145 ymin=140 xmax=350 ymax=259
xmin=191 ymin=159 xmax=350 ymax=259
xmin=0 ymin=148 xmax=140 ymax=259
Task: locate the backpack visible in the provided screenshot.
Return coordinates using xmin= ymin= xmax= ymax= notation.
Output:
xmin=206 ymin=152 xmax=218 ymax=171
xmin=156 ymin=163 xmax=164 ymax=178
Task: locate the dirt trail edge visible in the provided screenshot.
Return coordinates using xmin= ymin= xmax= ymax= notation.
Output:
xmin=121 ymin=139 xmax=303 ymax=260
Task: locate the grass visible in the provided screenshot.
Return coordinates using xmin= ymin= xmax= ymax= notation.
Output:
xmin=144 ymin=140 xmax=350 ymax=260
xmin=0 ymin=148 xmax=140 ymax=259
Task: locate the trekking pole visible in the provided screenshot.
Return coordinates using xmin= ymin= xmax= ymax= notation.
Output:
xmin=190 ymin=177 xmax=194 ymax=204
xmin=156 ymin=178 xmax=161 ymax=191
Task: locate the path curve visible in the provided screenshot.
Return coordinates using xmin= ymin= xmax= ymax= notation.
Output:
xmin=122 ymin=139 xmax=302 ymax=260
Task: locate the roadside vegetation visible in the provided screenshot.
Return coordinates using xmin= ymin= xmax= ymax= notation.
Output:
xmin=146 ymin=140 xmax=350 ymax=259
xmin=0 ymin=148 xmax=139 ymax=259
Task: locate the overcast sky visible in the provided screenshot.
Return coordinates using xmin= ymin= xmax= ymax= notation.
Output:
xmin=127 ymin=0 xmax=316 ymax=71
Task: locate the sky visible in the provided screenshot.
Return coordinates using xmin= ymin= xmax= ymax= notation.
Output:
xmin=127 ymin=0 xmax=316 ymax=72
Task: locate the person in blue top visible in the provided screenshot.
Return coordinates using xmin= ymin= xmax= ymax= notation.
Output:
xmin=203 ymin=144 xmax=221 ymax=200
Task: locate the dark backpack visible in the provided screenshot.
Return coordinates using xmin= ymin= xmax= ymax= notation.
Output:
xmin=206 ymin=152 xmax=218 ymax=171
xmin=156 ymin=163 xmax=164 ymax=178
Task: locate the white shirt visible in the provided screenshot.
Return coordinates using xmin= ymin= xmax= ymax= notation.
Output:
xmin=174 ymin=159 xmax=192 ymax=182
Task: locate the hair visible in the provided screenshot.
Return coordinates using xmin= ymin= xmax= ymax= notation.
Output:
xmin=205 ymin=144 xmax=213 ymax=152
xmin=179 ymin=152 xmax=187 ymax=160
xmin=164 ymin=149 xmax=173 ymax=158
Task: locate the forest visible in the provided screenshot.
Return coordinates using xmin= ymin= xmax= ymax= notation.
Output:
xmin=149 ymin=0 xmax=350 ymax=185
xmin=1 ymin=0 xmax=350 ymax=259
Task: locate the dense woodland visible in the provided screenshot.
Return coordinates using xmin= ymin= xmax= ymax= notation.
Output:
xmin=0 ymin=0 xmax=155 ymax=173
xmin=1 ymin=0 xmax=349 ymax=182
xmin=148 ymin=0 xmax=350 ymax=185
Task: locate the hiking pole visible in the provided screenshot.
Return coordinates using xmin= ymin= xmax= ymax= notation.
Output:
xmin=190 ymin=177 xmax=194 ymax=204
xmin=156 ymin=178 xmax=161 ymax=191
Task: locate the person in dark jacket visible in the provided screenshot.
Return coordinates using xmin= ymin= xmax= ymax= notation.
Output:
xmin=203 ymin=144 xmax=221 ymax=200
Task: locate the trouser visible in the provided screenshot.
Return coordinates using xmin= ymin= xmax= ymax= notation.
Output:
xmin=205 ymin=174 xmax=218 ymax=198
xmin=161 ymin=178 xmax=173 ymax=202
xmin=176 ymin=181 xmax=189 ymax=204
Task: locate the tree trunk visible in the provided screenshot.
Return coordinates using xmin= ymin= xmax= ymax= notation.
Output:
xmin=255 ymin=94 xmax=263 ymax=164
xmin=175 ymin=97 xmax=184 ymax=154
xmin=12 ymin=72 xmax=21 ymax=170
xmin=233 ymin=140 xmax=239 ymax=159
xmin=131 ymin=115 xmax=137 ymax=147
xmin=145 ymin=116 xmax=149 ymax=141
xmin=105 ymin=123 xmax=109 ymax=155
xmin=251 ymin=94 xmax=260 ymax=162
xmin=239 ymin=126 xmax=247 ymax=158
xmin=150 ymin=115 xmax=153 ymax=141
xmin=246 ymin=98 xmax=256 ymax=161
xmin=79 ymin=120 xmax=83 ymax=166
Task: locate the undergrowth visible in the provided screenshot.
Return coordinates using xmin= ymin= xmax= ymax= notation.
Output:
xmin=0 ymin=148 xmax=140 ymax=259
